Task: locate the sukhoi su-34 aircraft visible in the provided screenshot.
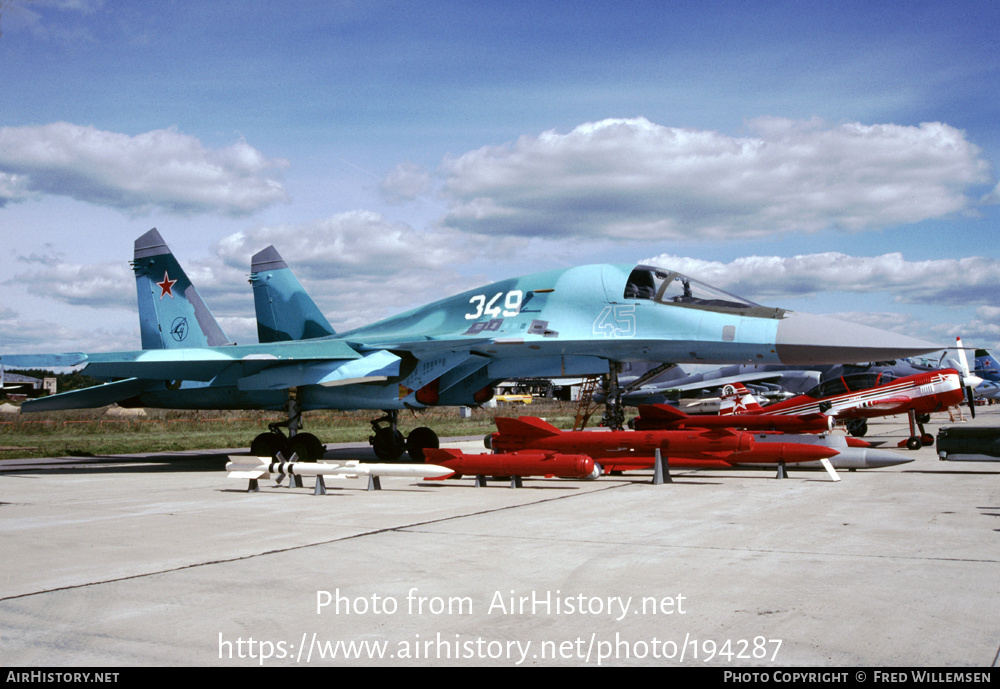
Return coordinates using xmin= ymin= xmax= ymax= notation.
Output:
xmin=1 ymin=229 xmax=942 ymax=462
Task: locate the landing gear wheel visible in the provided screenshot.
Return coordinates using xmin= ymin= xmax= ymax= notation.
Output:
xmin=288 ymin=432 xmax=325 ymax=461
xmin=250 ymin=432 xmax=287 ymax=460
xmin=906 ymin=437 xmax=922 ymax=451
xmin=920 ymin=434 xmax=934 ymax=447
xmin=405 ymin=426 xmax=439 ymax=462
xmin=371 ymin=427 xmax=406 ymax=461
xmin=916 ymin=413 xmax=931 ymax=424
xmin=846 ymin=418 xmax=868 ymax=437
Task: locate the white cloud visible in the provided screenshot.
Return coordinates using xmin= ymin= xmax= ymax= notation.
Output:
xmin=213 ymin=212 xmax=490 ymax=332
xmin=439 ymin=117 xmax=992 ymax=240
xmin=215 ymin=211 xmax=472 ymax=277
xmin=13 ymin=261 xmax=133 ymax=309
xmin=379 ymin=162 xmax=433 ymax=204
xmin=641 ymin=251 xmax=1000 ymax=306
xmin=0 ymin=122 xmax=289 ymax=216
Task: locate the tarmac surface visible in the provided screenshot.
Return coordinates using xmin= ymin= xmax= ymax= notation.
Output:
xmin=2 ymin=407 xmax=999 ymax=667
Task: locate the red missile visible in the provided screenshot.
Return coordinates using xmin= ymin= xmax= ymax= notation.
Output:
xmin=490 ymin=416 xmax=754 ymax=461
xmin=601 ymin=442 xmax=840 ymax=472
xmin=736 ymin=442 xmax=840 ymax=464
xmin=424 ymin=448 xmax=598 ymax=478
xmin=632 ymin=403 xmax=833 ymax=433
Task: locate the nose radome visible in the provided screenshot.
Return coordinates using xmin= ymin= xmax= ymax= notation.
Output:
xmin=775 ymin=312 xmax=941 ymax=365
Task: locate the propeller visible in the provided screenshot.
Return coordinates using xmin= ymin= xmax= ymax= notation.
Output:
xmin=954 ymin=337 xmax=981 ymax=419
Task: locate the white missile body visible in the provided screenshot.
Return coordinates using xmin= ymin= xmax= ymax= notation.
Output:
xmin=226 ymin=457 xmax=451 ymax=480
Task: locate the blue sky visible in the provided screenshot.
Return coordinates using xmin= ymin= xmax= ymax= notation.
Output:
xmin=1 ymin=0 xmax=999 ymax=355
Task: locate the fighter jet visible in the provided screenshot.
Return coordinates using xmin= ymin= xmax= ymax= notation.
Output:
xmin=1 ymin=229 xmax=942 ymax=461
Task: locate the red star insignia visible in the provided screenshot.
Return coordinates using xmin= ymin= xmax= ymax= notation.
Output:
xmin=157 ymin=271 xmax=177 ymax=300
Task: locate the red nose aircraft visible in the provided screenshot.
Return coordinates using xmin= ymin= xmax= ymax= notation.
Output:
xmin=717 ymin=368 xmax=965 ymax=450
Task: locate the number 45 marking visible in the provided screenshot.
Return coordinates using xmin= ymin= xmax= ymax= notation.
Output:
xmin=592 ymin=305 xmax=636 ymax=338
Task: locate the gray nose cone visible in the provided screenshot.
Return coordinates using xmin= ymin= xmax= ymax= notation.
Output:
xmin=775 ymin=312 xmax=941 ymax=365
xmin=857 ymin=449 xmax=915 ymax=469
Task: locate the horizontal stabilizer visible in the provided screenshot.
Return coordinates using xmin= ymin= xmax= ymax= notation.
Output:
xmin=21 ymin=378 xmax=155 ymax=412
xmin=236 ymin=350 xmax=401 ymax=391
xmin=80 ymin=339 xmax=363 ymax=382
xmin=1 ymin=353 xmax=89 ymax=369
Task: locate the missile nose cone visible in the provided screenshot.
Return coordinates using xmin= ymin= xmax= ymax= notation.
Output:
xmin=775 ymin=312 xmax=941 ymax=365
xmin=859 ymin=449 xmax=915 ymax=469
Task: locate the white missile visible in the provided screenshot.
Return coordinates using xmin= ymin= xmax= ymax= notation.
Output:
xmin=226 ymin=457 xmax=452 ymax=480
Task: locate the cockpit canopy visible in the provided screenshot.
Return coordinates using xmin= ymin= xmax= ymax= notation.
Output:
xmin=805 ymin=371 xmax=897 ymax=399
xmin=624 ymin=265 xmax=784 ymax=319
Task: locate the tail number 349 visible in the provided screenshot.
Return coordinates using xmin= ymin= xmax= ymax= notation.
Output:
xmin=465 ymin=291 xmax=523 ymax=320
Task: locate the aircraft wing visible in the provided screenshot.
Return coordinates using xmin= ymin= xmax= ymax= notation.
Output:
xmin=5 ymin=339 xmax=363 ymax=380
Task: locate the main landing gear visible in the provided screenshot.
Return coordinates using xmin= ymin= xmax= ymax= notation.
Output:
xmin=899 ymin=409 xmax=934 ymax=451
xmin=247 ymin=393 xmax=439 ymax=463
xmin=600 ymin=362 xmax=626 ymax=431
xmin=249 ymin=395 xmax=326 ymax=462
xmin=369 ymin=410 xmax=439 ymax=462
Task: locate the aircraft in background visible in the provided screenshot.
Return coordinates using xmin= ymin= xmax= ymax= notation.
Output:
xmin=820 ymin=337 xmax=983 ymax=412
xmin=974 ymin=349 xmax=1000 ymax=383
xmin=969 ymin=350 xmax=1000 ymax=402
xmin=717 ymin=366 xmax=965 ymax=450
xmin=1 ymin=229 xmax=942 ymax=461
xmin=629 ymin=403 xmax=913 ymax=470
xmin=612 ymin=363 xmax=825 ymax=409
xmin=631 ymin=402 xmax=834 ymax=433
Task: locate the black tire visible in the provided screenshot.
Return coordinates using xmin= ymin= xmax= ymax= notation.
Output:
xmin=906 ymin=437 xmax=922 ymax=451
xmin=288 ymin=432 xmax=325 ymax=461
xmin=371 ymin=427 xmax=406 ymax=461
xmin=405 ymin=426 xmax=439 ymax=462
xmin=250 ymin=432 xmax=287 ymax=460
xmin=846 ymin=418 xmax=868 ymax=437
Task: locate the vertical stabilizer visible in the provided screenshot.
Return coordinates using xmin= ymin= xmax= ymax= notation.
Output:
xmin=133 ymin=228 xmax=230 ymax=349
xmin=250 ymin=245 xmax=335 ymax=343
xmin=719 ymin=383 xmax=763 ymax=415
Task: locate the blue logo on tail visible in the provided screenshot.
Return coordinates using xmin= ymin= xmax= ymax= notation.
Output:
xmin=170 ymin=317 xmax=189 ymax=342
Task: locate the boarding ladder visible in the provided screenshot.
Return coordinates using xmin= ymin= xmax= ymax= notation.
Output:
xmin=573 ymin=375 xmax=604 ymax=430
